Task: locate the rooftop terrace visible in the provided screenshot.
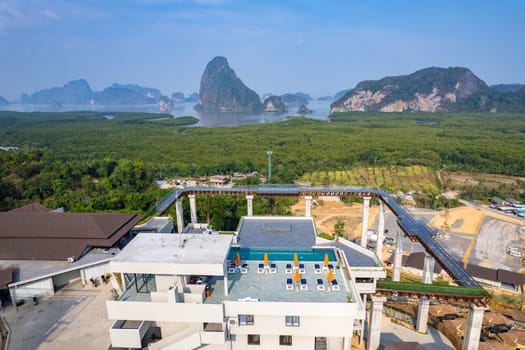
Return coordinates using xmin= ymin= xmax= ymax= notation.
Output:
xmin=237 ymin=216 xmax=316 ymax=248
xmin=205 ymin=260 xmax=350 ymax=304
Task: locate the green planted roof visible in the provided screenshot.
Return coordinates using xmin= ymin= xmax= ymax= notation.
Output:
xmin=377 ymin=280 xmax=489 ymax=297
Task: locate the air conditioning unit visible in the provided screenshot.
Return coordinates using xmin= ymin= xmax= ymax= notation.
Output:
xmin=67 ymin=257 xmax=75 ymax=263
xmin=229 ymin=319 xmax=237 ymax=326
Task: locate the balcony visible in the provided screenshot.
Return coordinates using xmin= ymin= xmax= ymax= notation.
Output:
xmin=109 ymin=320 xmax=151 ymax=348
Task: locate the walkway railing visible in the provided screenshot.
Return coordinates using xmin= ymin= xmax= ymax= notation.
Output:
xmin=155 ymin=185 xmax=480 ymax=287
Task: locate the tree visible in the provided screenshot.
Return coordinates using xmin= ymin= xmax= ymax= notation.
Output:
xmin=334 ymin=219 xmax=345 ymax=237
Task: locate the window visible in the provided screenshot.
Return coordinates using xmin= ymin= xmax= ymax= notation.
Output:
xmin=279 ymin=335 xmax=292 ymax=346
xmin=285 ymin=315 xmax=300 ymax=327
xmin=356 ymin=277 xmax=374 ymax=283
xmin=238 ymin=314 xmax=254 ymax=325
xmin=247 ymin=334 xmax=260 ymax=345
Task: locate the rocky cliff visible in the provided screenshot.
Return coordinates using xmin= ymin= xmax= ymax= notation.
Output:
xmin=158 ymin=95 xmax=174 ymax=112
xmin=194 ymin=56 xmax=263 ymax=113
xmin=263 ymin=95 xmax=287 ymax=112
xmin=297 ymin=104 xmax=313 ymax=114
xmin=330 ymin=67 xmax=525 ymax=113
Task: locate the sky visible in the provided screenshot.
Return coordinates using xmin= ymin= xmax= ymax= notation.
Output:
xmin=1 ymin=0 xmax=524 ymax=101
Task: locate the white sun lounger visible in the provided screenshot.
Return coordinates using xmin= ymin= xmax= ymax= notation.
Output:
xmin=286 ymin=278 xmax=294 ymax=290
xmin=316 ymin=278 xmax=325 ymax=291
xmin=300 ymin=278 xmax=308 ymax=291
xmin=285 ymin=263 xmax=293 ymax=274
xmin=314 ymin=264 xmax=322 ymax=274
xmin=331 ymin=279 xmax=340 ymax=291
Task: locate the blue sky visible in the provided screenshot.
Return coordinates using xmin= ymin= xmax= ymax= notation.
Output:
xmin=1 ymin=0 xmax=524 ymax=100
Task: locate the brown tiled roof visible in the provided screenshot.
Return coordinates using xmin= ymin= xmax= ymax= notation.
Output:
xmin=9 ymin=202 xmax=50 ymax=213
xmin=0 ymin=268 xmax=13 ymax=287
xmin=497 ymin=269 xmax=525 ymax=286
xmin=405 ymin=252 xmax=442 ymax=273
xmin=498 ymin=329 xmax=525 ymax=347
xmin=483 ymin=312 xmax=513 ymax=327
xmin=500 ymin=308 xmax=525 ymax=323
xmin=428 ymin=304 xmax=457 ymax=317
xmin=441 ymin=318 xmax=466 ymax=335
xmin=0 ymin=212 xmax=143 ymax=260
xmin=478 ymin=340 xmax=509 ymax=350
xmin=466 ymin=264 xmax=498 ymax=282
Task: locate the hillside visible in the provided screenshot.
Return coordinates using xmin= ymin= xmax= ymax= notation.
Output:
xmin=331 ymin=67 xmax=525 ymax=113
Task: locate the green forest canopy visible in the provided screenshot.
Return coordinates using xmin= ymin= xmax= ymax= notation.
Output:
xmin=1 ymin=111 xmax=524 ymax=214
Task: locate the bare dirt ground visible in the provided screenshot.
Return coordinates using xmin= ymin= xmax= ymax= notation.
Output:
xmin=444 ymin=172 xmax=525 ymax=188
xmin=424 ymin=204 xmax=524 ymax=270
xmin=429 ymin=206 xmax=523 ymax=234
xmin=291 ymin=199 xmax=378 ymax=240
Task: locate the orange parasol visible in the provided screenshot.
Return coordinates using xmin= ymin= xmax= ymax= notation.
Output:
xmin=327 ymin=269 xmax=334 ymax=283
xmin=293 ymin=253 xmax=299 ymax=266
xmin=294 ymin=268 xmax=301 ymax=282
xmin=235 ymin=252 xmax=241 ymax=264
xmin=263 ymin=252 xmax=269 ymax=266
xmin=324 ymin=253 xmax=329 ymax=267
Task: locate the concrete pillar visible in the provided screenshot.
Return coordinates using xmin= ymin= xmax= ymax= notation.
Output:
xmin=224 ymin=273 xmax=229 ymax=296
xmin=305 ymin=195 xmax=312 ymax=217
xmin=376 ymin=201 xmax=385 ymax=261
xmin=343 ymin=336 xmax=350 ymax=350
xmin=246 ymin=195 xmax=254 ymax=217
xmin=175 ymin=198 xmax=184 ymax=233
xmin=392 ymin=230 xmax=403 ymax=282
xmin=361 ymin=196 xmax=371 ymax=248
xmin=416 ymin=299 xmax=430 ymax=333
xmin=367 ymin=296 xmax=386 ymax=350
xmin=360 ymin=294 xmax=368 ymax=347
xmin=188 ymin=194 xmax=197 ymax=224
xmin=422 ymin=254 xmax=435 ymax=284
xmin=462 ymin=305 xmax=486 ymax=350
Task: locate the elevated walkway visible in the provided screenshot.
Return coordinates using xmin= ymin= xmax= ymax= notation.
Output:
xmin=156 ymin=186 xmax=479 ymax=287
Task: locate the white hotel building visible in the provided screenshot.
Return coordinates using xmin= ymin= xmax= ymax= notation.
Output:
xmin=106 ymin=216 xmax=386 ymax=350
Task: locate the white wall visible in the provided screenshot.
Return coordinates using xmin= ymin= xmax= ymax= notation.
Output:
xmin=106 ymin=300 xmax=223 ymax=323
xmin=53 ymin=269 xmax=81 ymax=288
xmin=229 ymin=314 xmax=354 ymax=338
xmin=82 ymin=262 xmax=111 ymax=283
xmin=232 ymin=334 xmax=314 ymax=350
xmin=13 ymin=277 xmax=54 ymax=299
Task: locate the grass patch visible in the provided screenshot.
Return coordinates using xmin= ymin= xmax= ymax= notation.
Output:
xmin=377 ymin=280 xmax=489 ymax=297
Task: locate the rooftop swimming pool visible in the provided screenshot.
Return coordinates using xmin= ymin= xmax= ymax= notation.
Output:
xmin=228 ymin=247 xmax=337 ymax=262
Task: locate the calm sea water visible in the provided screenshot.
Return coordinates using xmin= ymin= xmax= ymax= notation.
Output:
xmin=0 ymin=100 xmax=332 ymax=127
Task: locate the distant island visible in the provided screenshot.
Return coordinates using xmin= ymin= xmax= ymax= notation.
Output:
xmin=19 ymin=79 xmax=199 ymax=108
xmin=331 ymin=67 xmax=525 ymax=113
xmin=194 ymin=56 xmax=263 ymax=113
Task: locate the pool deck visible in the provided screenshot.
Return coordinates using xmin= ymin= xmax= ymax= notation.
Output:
xmin=205 ymin=261 xmax=349 ymax=304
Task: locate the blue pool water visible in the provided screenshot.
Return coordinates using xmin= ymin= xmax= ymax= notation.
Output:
xmin=228 ymin=247 xmax=336 ymax=262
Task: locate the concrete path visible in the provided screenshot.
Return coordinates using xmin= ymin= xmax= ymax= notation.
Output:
xmin=380 ymin=316 xmax=454 ymax=350
xmin=3 ymin=280 xmax=112 ymax=350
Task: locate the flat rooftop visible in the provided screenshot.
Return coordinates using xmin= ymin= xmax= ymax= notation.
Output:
xmin=237 ymin=216 xmax=316 ymax=248
xmin=205 ymin=261 xmax=349 ymax=303
xmin=1 ymin=248 xmax=119 ymax=286
xmin=112 ymin=233 xmax=232 ymax=265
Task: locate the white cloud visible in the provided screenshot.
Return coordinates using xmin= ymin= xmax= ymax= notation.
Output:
xmin=41 ymin=9 xmax=61 ymax=21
